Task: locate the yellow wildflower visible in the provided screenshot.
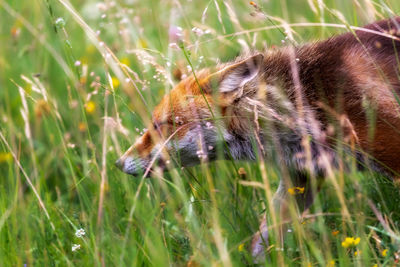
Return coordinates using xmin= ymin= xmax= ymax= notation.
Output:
xmin=137 ymin=38 xmax=148 ymax=48
xmin=341 ymin=237 xmax=361 ymax=248
xmin=382 ymin=249 xmax=388 ymax=257
xmin=25 ymin=84 xmax=32 ymax=94
xmin=327 ymin=260 xmax=335 ymax=266
xmin=238 ymin=167 xmax=246 ymax=176
xmin=287 ymin=188 xmax=295 ymax=195
xmin=120 ymin=57 xmax=130 ymax=66
xmin=288 ymin=187 xmax=305 ymax=195
xmin=111 ymin=77 xmax=120 ymax=88
xmin=86 ymin=44 xmax=96 ymax=55
xmin=80 ymin=75 xmax=87 ymax=84
xmin=0 ymin=152 xmax=12 ymax=163
xmin=238 ymin=243 xmax=245 ymax=252
xmin=372 ymin=264 xmax=378 ymax=267
xmin=80 ymin=56 xmax=89 ymax=65
xmin=354 ymin=250 xmax=361 ymax=256
xmin=85 ymin=101 xmax=96 ymax=114
xmin=78 ymin=122 xmax=86 ymax=132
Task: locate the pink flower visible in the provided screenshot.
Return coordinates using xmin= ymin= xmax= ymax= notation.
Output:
xmin=169 ymin=25 xmax=183 ymax=43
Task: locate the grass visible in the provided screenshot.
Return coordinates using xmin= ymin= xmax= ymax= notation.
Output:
xmin=1 ymin=0 xmax=400 ymax=266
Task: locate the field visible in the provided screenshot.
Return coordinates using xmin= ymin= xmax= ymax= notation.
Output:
xmin=1 ymin=0 xmax=400 ymax=266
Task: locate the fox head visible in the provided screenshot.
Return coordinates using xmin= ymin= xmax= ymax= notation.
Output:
xmin=116 ymin=54 xmax=266 ymax=176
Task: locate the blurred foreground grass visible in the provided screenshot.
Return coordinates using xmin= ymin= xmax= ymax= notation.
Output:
xmin=1 ymin=0 xmax=400 ymax=266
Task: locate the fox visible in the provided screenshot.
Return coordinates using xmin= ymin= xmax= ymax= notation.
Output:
xmin=116 ymin=17 xmax=400 ymax=259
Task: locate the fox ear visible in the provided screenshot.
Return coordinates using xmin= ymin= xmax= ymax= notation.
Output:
xmin=218 ymin=53 xmax=264 ymax=96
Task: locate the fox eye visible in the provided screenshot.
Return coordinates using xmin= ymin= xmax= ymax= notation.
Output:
xmin=153 ymin=122 xmax=161 ymax=130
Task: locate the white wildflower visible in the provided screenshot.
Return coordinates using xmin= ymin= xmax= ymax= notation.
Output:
xmin=72 ymin=244 xmax=81 ymax=252
xmin=75 ymin=228 xmax=85 ymax=238
xmin=192 ymin=27 xmax=204 ymax=36
xmin=67 ymin=143 xmax=76 ymax=149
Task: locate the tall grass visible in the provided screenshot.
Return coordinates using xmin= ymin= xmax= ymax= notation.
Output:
xmin=1 ymin=0 xmax=400 ymax=266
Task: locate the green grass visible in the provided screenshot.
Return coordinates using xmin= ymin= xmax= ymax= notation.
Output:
xmin=1 ymin=0 xmax=400 ymax=266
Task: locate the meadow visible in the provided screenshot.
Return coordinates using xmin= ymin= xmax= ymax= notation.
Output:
xmin=1 ymin=0 xmax=400 ymax=266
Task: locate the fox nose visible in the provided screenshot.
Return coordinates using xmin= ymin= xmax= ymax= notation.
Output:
xmin=115 ymin=158 xmax=123 ymax=169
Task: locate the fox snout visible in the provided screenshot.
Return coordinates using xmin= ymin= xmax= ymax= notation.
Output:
xmin=115 ymin=152 xmax=155 ymax=177
xmin=114 ymin=158 xmax=123 ymax=169
xmin=114 ymin=153 xmax=143 ymax=176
